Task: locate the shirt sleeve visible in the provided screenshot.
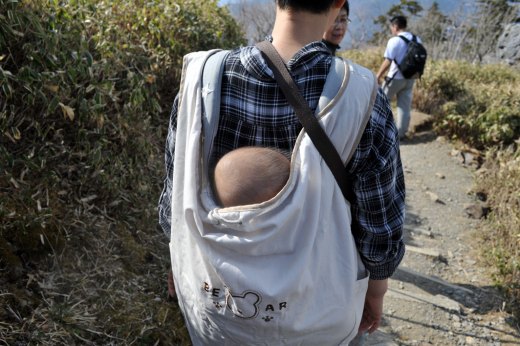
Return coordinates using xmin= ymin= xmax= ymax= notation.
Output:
xmin=158 ymin=94 xmax=179 ymax=239
xmin=346 ymin=88 xmax=406 ymax=280
xmin=383 ymin=36 xmax=401 ymax=61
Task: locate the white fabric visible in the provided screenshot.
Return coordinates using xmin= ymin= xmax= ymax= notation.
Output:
xmin=384 ymin=32 xmax=422 ymax=80
xmin=170 ymin=50 xmax=377 ymax=345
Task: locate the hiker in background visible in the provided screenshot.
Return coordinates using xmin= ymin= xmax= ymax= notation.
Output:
xmin=376 ymin=15 xmax=424 ymax=140
xmin=159 ymin=0 xmax=405 ymax=342
xmin=322 ymin=0 xmax=350 ymax=55
xmin=213 ymin=147 xmax=290 ymax=207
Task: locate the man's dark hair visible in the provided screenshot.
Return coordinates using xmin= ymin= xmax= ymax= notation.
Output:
xmin=390 ymin=15 xmax=407 ymax=29
xmin=276 ymin=0 xmax=337 ymax=14
xmin=343 ymin=0 xmax=349 ymax=16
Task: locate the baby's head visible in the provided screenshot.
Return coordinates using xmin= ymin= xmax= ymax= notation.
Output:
xmin=213 ymin=147 xmax=290 ymax=207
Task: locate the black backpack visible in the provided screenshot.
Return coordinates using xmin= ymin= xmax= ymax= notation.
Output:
xmin=396 ymin=35 xmax=427 ymax=79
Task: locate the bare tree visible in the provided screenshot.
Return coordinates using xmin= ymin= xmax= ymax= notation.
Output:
xmin=410 ymin=2 xmax=447 ymax=44
xmin=346 ymin=11 xmax=376 ymax=49
xmin=409 ymin=1 xmax=462 ymax=60
xmin=235 ymin=0 xmax=276 ymax=44
xmin=411 ymin=0 xmax=517 ymax=62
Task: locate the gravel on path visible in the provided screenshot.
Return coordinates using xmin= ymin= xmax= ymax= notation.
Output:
xmin=361 ymin=112 xmax=519 ymax=346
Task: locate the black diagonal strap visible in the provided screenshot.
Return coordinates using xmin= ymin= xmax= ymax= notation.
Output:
xmin=256 ymin=40 xmax=351 ymax=201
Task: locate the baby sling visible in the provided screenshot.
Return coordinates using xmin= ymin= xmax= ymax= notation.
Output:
xmin=169 ymin=47 xmax=378 ymax=345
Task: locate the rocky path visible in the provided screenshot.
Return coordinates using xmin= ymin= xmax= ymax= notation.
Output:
xmin=362 ymin=112 xmax=519 ymax=346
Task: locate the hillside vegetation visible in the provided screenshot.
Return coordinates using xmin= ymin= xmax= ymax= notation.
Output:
xmin=1 ymin=0 xmax=518 ymax=344
xmin=1 ymin=0 xmax=243 ymax=344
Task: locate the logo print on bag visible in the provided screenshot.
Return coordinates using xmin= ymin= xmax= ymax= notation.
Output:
xmin=203 ymin=281 xmax=288 ymax=322
xmin=226 ymin=290 xmax=261 ymax=319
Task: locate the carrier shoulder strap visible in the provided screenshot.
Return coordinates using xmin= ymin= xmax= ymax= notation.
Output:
xmin=201 ymin=50 xmax=231 ymax=166
xmin=257 ymin=40 xmax=361 ymax=201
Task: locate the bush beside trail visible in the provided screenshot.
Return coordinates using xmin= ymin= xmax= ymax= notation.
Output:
xmin=1 ymin=0 xmax=243 ymax=344
xmin=415 ymin=61 xmax=520 ymax=150
xmin=476 ymin=148 xmax=520 ymax=320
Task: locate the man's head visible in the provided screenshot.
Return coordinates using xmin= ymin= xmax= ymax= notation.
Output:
xmin=390 ymin=15 xmax=407 ymax=34
xmin=276 ymin=0 xmax=343 ymax=14
xmin=322 ymin=0 xmax=349 ymax=46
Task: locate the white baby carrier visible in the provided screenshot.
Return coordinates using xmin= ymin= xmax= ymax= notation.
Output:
xmin=169 ymin=48 xmax=378 ymax=345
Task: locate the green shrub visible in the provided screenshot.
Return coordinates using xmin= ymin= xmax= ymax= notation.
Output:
xmin=1 ymin=0 xmax=244 ymax=343
xmin=414 ymin=60 xmax=520 ymax=149
xmin=1 ymin=0 xmax=244 ymax=253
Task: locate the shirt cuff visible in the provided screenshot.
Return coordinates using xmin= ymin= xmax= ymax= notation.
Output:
xmin=364 ymin=243 xmax=406 ymax=280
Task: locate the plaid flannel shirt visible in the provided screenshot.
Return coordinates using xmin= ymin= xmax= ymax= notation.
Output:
xmin=158 ymin=42 xmax=405 ymax=280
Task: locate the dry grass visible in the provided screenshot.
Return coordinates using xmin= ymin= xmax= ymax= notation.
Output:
xmin=0 ymin=211 xmax=191 ymax=345
xmin=475 ymin=147 xmax=520 ymax=320
xmin=340 ymin=47 xmax=383 ymax=73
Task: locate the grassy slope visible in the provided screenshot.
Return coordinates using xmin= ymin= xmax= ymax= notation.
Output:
xmin=1 ymin=0 xmax=243 ymax=344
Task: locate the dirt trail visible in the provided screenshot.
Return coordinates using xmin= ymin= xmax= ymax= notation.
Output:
xmin=363 ymin=112 xmax=519 ymax=346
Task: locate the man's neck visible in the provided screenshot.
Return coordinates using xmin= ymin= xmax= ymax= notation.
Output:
xmin=271 ymin=8 xmax=332 ymax=62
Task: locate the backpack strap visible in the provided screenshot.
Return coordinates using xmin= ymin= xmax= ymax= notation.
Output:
xmin=387 ymin=34 xmax=415 ymax=85
xmin=397 ymin=34 xmax=411 ymax=44
xmin=201 ymin=50 xmax=231 ymax=168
